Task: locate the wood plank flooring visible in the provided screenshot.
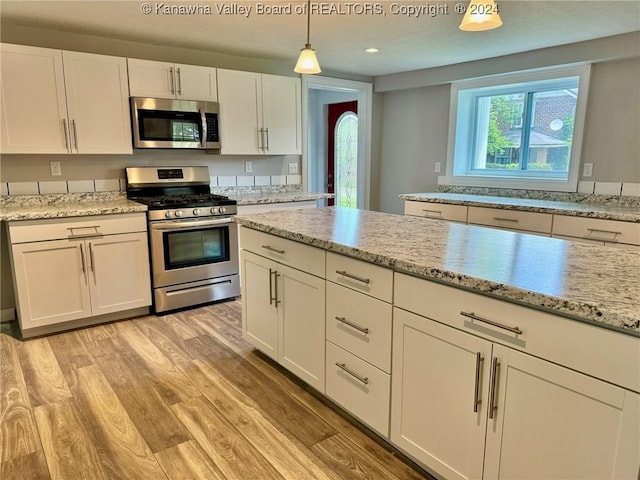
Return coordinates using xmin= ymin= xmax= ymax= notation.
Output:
xmin=0 ymin=300 xmax=435 ymax=480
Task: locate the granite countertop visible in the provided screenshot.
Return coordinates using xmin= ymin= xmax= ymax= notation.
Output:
xmin=235 ymin=206 xmax=640 ymax=336
xmin=400 ymin=193 xmax=640 ymax=223
xmin=0 ymin=193 xmax=147 ymax=221
xmin=231 ymin=192 xmax=333 ymax=206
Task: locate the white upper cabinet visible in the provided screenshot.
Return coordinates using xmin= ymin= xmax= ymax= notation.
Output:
xmin=127 ymin=58 xmax=218 ymax=101
xmin=217 ymin=69 xmax=301 ymax=155
xmin=0 ymin=44 xmax=132 ymax=154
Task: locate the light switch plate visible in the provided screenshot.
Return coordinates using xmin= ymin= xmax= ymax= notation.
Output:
xmin=434 ymin=162 xmax=441 ymax=173
xmin=245 ymin=161 xmax=252 ymax=173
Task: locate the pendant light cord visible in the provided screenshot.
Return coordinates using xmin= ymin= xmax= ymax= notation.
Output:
xmin=306 ymin=0 xmax=311 ymax=47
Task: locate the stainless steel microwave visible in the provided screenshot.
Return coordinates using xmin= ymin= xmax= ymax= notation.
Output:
xmin=131 ymin=97 xmax=220 ymax=151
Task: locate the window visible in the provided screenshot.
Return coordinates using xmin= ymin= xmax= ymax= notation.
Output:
xmin=335 ymin=112 xmax=358 ymax=208
xmin=447 ymin=66 xmax=590 ymax=191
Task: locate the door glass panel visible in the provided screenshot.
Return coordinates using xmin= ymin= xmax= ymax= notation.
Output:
xmin=164 ymin=227 xmax=229 ymax=270
xmin=335 ymin=112 xmax=358 ymax=208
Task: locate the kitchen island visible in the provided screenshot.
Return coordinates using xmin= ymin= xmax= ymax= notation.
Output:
xmin=236 ymin=206 xmax=639 ymax=334
xmin=236 ymin=205 xmax=639 ymax=480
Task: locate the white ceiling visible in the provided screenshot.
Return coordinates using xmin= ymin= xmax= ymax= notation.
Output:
xmin=1 ymin=1 xmax=639 ymax=77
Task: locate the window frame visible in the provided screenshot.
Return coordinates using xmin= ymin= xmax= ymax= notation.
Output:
xmin=445 ymin=65 xmax=591 ymax=192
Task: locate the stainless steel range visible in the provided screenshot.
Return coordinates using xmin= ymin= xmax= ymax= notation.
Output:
xmin=126 ymin=166 xmax=240 ymax=314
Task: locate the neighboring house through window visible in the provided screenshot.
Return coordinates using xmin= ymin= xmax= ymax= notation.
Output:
xmin=446 ymin=66 xmax=591 ymax=191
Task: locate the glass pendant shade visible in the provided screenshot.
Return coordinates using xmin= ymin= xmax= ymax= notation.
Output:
xmin=294 ymin=45 xmax=321 ymax=74
xmin=459 ymin=0 xmax=503 ymax=31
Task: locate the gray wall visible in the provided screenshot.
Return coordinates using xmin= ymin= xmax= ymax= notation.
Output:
xmin=375 ymin=56 xmax=640 ymax=214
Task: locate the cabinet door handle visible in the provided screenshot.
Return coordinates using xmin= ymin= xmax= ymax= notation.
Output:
xmin=169 ymin=66 xmax=175 ymax=94
xmin=258 ymin=127 xmax=264 ymax=151
xmin=488 ymin=356 xmax=500 ymax=419
xmin=335 ymin=270 xmax=370 ymax=285
xmin=71 ymin=119 xmax=79 ymax=151
xmin=335 ymin=316 xmax=369 ymax=335
xmin=268 ymin=268 xmax=273 ymax=305
xmin=88 ymin=243 xmax=95 ymax=272
xmin=264 ymin=127 xmax=269 ymax=152
xmin=79 ymin=243 xmax=86 ymax=274
xmin=492 ymin=217 xmax=519 ymax=223
xmin=273 ymin=271 xmax=280 ymax=306
xmin=460 ymin=311 xmax=523 ymax=336
xmin=473 ymin=352 xmax=484 ymax=413
xmin=422 ymin=209 xmax=443 ymax=218
xmin=335 ymin=362 xmax=369 ymax=385
xmin=585 ymin=228 xmax=622 ymax=239
xmin=262 ymin=245 xmax=285 ymax=255
xmin=62 ymin=119 xmax=70 ymax=152
xmin=176 ymin=67 xmax=182 ymax=95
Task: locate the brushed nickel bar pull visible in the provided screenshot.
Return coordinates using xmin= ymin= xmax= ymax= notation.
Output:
xmin=62 ymin=119 xmax=70 ymax=151
xmin=488 ymin=357 xmax=500 ymax=419
xmin=264 ymin=127 xmax=269 ymax=152
xmin=273 ymin=271 xmax=280 ymax=306
xmin=262 ymin=245 xmax=285 ymax=255
xmin=473 ymin=352 xmax=484 ymax=413
xmin=71 ymin=119 xmax=79 ymax=151
xmin=492 ymin=217 xmax=519 ymax=223
xmin=258 ymin=128 xmax=265 ymax=151
xmin=169 ymin=66 xmax=175 ymax=94
xmin=335 ymin=316 xmax=369 ymax=335
xmin=79 ymin=244 xmax=86 ymax=274
xmin=176 ymin=67 xmax=182 ymax=95
xmin=335 ymin=362 xmax=369 ymax=385
xmin=586 ymin=228 xmax=622 ymax=236
xmin=88 ymin=243 xmax=95 ymax=272
xmin=422 ymin=209 xmax=443 ymax=217
xmin=335 ymin=270 xmax=370 ymax=285
xmin=460 ymin=311 xmax=523 ymax=335
xmin=268 ymin=268 xmax=274 ymax=306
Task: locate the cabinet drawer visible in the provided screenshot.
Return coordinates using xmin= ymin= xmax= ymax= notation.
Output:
xmin=8 ymin=213 xmax=147 ymax=243
xmin=239 ymin=226 xmax=325 ymax=278
xmin=467 ymin=207 xmax=552 ymax=234
xmin=326 ymin=341 xmax=391 ymax=437
xmin=326 ymin=282 xmax=392 ymax=373
xmin=326 ymin=252 xmax=393 ymax=302
xmin=552 ymin=215 xmax=640 ymax=246
xmin=394 ymin=273 xmax=640 ymax=393
xmin=404 ymin=201 xmax=468 ymax=223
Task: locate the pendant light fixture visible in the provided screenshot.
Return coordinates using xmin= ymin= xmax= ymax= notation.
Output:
xmin=459 ymin=0 xmax=503 ymax=31
xmin=294 ymin=0 xmax=321 ymax=74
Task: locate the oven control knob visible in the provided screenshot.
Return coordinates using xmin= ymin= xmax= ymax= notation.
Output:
xmin=219 ymin=207 xmax=227 ymax=214
xmin=193 ymin=208 xmax=200 ymax=216
xmin=164 ymin=211 xmax=173 ymax=218
xmin=175 ymin=210 xmax=184 ymax=218
xmin=210 ymin=207 xmax=220 ymax=214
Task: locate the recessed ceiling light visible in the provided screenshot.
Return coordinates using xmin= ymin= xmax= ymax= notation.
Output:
xmin=365 ymin=48 xmax=379 ymax=53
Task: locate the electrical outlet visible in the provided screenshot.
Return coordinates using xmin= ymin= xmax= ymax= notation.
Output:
xmin=50 ymin=161 xmax=62 ymax=176
xmin=434 ymin=162 xmax=441 ymax=173
xmin=245 ymin=161 xmax=252 ymax=173
xmin=288 ymin=162 xmax=298 ymax=174
xmin=583 ymin=163 xmax=593 ymax=177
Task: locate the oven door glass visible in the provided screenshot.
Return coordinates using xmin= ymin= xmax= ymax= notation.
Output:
xmin=138 ymin=109 xmax=202 ymax=142
xmin=163 ymin=225 xmax=229 ymax=270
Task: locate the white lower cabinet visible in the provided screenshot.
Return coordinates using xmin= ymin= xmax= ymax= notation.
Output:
xmin=392 ymin=305 xmax=640 ymax=480
xmin=240 ymin=238 xmax=325 ymax=392
xmin=8 ymin=214 xmax=151 ymax=337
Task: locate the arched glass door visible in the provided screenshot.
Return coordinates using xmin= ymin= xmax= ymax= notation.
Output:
xmin=327 ymin=101 xmax=358 ymax=207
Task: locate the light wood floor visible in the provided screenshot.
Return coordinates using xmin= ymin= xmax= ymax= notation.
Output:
xmin=1 ymin=300 xmax=435 ymax=480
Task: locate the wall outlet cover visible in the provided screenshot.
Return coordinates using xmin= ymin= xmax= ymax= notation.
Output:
xmin=288 ymin=162 xmax=298 ymax=174
xmin=582 ymin=163 xmax=593 ymax=177
xmin=434 ymin=162 xmax=441 ymax=173
xmin=244 ymin=161 xmax=252 ymax=173
xmin=50 ymin=161 xmax=62 ymax=176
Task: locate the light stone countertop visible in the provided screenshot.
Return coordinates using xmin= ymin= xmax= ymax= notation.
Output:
xmin=400 ymin=193 xmax=640 ymax=223
xmin=0 ymin=193 xmax=147 ymax=221
xmin=235 ymin=206 xmax=640 ymax=336
xmin=230 ymin=192 xmax=333 ymax=206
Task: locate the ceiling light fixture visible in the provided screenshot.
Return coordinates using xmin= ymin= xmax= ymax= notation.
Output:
xmin=294 ymin=0 xmax=321 ymax=74
xmin=365 ymin=48 xmax=379 ymax=53
xmin=459 ymin=0 xmax=503 ymax=31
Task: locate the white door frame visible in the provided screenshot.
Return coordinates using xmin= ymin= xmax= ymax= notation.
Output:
xmin=301 ymin=75 xmax=373 ymax=210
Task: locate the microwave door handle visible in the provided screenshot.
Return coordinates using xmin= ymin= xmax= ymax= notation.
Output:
xmin=200 ymin=108 xmax=207 ymax=148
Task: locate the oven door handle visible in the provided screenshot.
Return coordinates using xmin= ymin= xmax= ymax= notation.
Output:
xmin=151 ymin=218 xmax=233 ymax=231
